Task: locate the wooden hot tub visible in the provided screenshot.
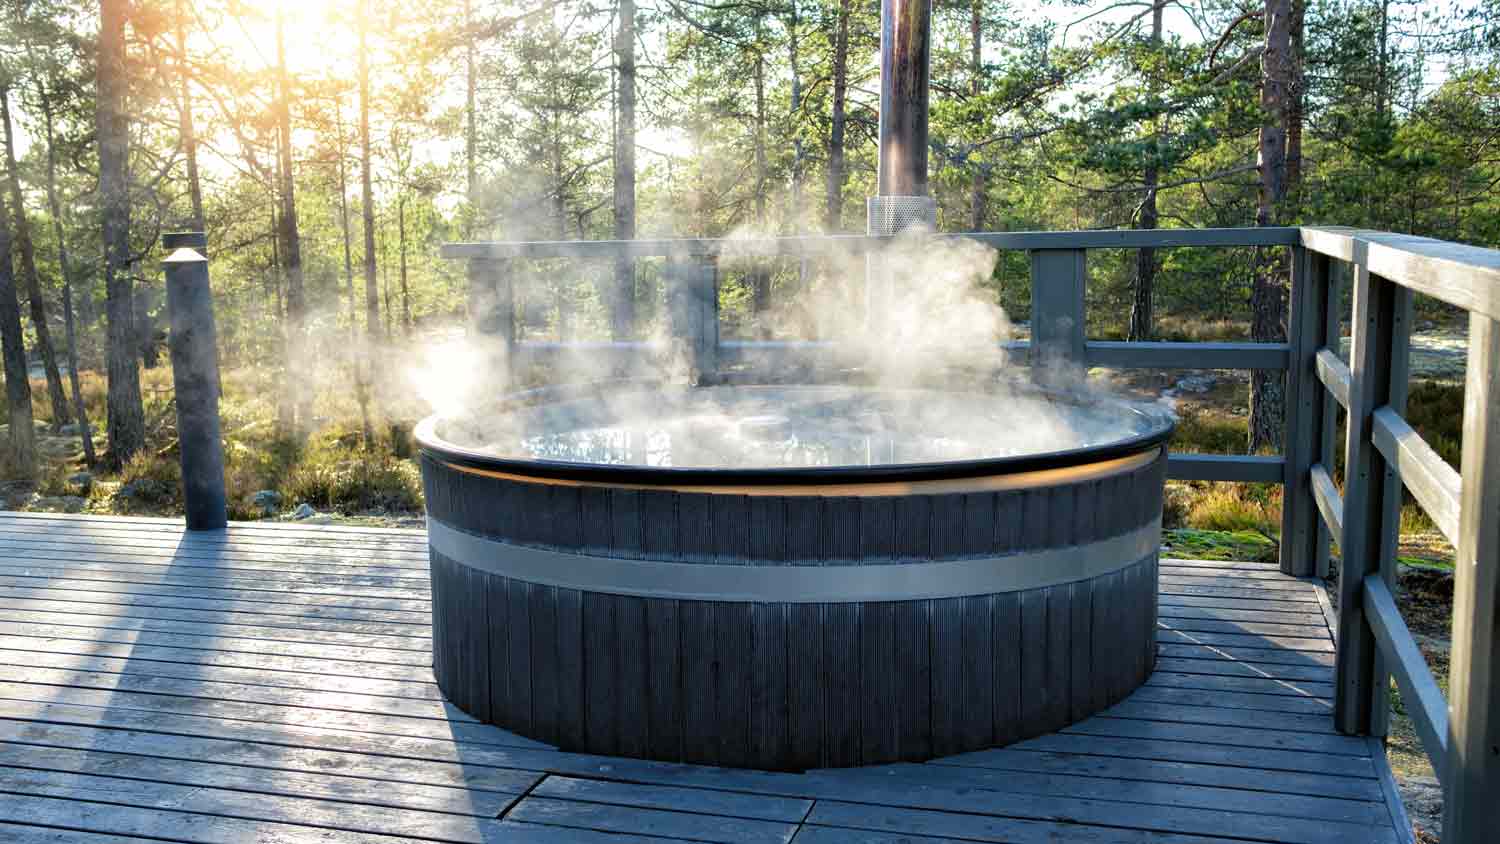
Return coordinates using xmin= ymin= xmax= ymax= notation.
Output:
xmin=416 ymin=382 xmax=1171 ymax=771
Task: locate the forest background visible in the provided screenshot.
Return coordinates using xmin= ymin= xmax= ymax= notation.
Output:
xmin=0 ymin=0 xmax=1494 ymax=527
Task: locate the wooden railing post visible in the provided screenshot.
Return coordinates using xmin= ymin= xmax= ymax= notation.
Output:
xmin=1028 ymin=249 xmax=1086 ymax=372
xmin=1315 ymin=263 xmax=1345 ymax=578
xmin=1281 ymin=245 xmax=1327 ymax=576
xmin=1442 ymin=311 xmax=1500 ymax=841
xmin=467 ymin=258 xmax=513 ymax=380
xmin=161 ymin=231 xmax=227 ymax=531
xmin=1334 ymin=266 xmax=1410 ymax=735
xmin=667 ymin=253 xmax=719 ymax=385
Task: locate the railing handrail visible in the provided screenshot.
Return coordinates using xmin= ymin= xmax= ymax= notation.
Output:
xmin=443 ymin=226 xmax=1299 ymax=260
xmin=1300 ymin=226 xmax=1500 ymax=320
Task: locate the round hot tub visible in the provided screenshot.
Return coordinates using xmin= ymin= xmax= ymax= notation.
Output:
xmin=416 ymin=381 xmax=1172 ymax=771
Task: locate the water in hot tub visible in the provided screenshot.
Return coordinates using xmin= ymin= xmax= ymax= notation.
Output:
xmin=441 ymin=385 xmax=1168 ymax=470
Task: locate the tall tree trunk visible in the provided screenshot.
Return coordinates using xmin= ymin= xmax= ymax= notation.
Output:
xmin=0 ymin=184 xmax=35 ymax=477
xmin=825 ymin=0 xmax=850 ymax=233
xmin=381 ymin=230 xmax=394 ymax=340
xmin=97 ymin=0 xmax=144 ymax=469
xmin=1376 ymin=0 xmax=1390 ymax=122
xmin=552 ymin=115 xmax=572 ymax=340
xmin=356 ymin=0 xmax=379 ymax=447
xmin=611 ymin=0 xmax=636 ymax=340
xmin=336 ymin=106 xmax=356 ymax=342
xmin=1286 ymin=0 xmax=1305 ymax=206
xmin=1 ymin=88 xmax=71 ymax=429
xmin=274 ymin=12 xmax=309 ymax=436
xmin=398 ymin=197 xmax=411 ymax=336
xmin=37 ymin=80 xmax=95 ymax=465
xmin=174 ymin=0 xmax=204 ymax=229
xmin=465 ymin=0 xmax=478 ymax=229
xmin=1250 ymin=0 xmax=1293 ymax=454
xmin=968 ymin=0 xmax=986 ymax=232
xmin=359 ymin=0 xmax=379 ymax=343
xmin=788 ymin=3 xmax=808 ymax=285
xmin=1129 ymin=0 xmax=1165 ymax=342
xmin=789 ymin=5 xmax=804 ymax=221
xmin=751 ymin=51 xmax=770 ymax=331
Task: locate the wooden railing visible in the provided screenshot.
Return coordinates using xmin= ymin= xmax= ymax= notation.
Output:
xmin=441 ymin=226 xmax=1299 ymax=486
xmin=442 ymin=224 xmax=1499 ymax=840
xmin=1291 ymin=227 xmax=1499 ymax=843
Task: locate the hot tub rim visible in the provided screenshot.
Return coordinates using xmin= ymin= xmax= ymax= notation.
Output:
xmin=413 ymin=380 xmax=1175 ymax=487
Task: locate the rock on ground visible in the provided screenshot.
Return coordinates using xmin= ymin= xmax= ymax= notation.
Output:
xmin=1399 ymin=775 xmax=1442 ymax=842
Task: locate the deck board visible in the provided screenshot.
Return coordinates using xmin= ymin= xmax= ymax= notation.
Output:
xmin=0 ymin=512 xmax=1407 ymax=843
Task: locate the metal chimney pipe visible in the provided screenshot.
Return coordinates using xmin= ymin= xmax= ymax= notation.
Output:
xmin=877 ymin=0 xmax=931 ymax=198
xmin=868 ymin=0 xmax=936 ymax=237
xmin=866 ymin=0 xmax=936 ymax=331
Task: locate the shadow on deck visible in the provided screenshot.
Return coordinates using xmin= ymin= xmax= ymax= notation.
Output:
xmin=0 ymin=512 xmax=1409 ymax=843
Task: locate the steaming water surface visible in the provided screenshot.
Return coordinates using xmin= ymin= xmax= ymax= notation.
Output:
xmin=438 ymin=385 xmax=1168 ymax=470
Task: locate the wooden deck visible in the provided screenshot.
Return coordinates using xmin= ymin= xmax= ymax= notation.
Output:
xmin=0 ymin=511 xmax=1410 ymax=844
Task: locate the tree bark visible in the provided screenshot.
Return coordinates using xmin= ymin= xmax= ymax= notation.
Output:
xmin=825 ymin=0 xmax=850 ymax=233
xmin=789 ymin=3 xmax=808 ymax=285
xmin=359 ymin=0 xmax=380 ymax=343
xmin=789 ymin=3 xmax=805 ymax=223
xmin=174 ymin=0 xmax=204 ymax=229
xmin=1286 ymin=0 xmax=1305 ymax=204
xmin=97 ymin=0 xmax=145 ymax=469
xmin=1129 ymin=0 xmax=1165 ymax=342
xmin=1250 ymin=0 xmax=1293 ymax=454
xmin=552 ymin=114 xmax=572 ymax=340
xmin=37 ymin=78 xmax=95 ymax=465
xmin=465 ymin=0 xmax=478 ymax=226
xmin=968 ymin=0 xmax=985 ymax=232
xmin=751 ymin=50 xmax=771 ymax=330
xmin=398 ymin=197 xmax=411 ymax=336
xmin=274 ymin=12 xmax=309 ymax=436
xmin=0 ymin=183 xmax=36 ymax=477
xmin=336 ymin=106 xmax=356 ymax=341
xmin=611 ymin=0 xmax=637 ymax=340
xmin=1 ymin=88 xmax=72 ymax=429
xmin=355 ymin=0 xmax=380 ymax=447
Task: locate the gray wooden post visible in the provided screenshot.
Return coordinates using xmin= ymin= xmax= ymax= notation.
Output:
xmin=1028 ymin=249 xmax=1087 ymax=372
xmin=1334 ymin=267 xmax=1407 ymax=735
xmin=1281 ymin=245 xmax=1325 ymax=576
xmin=1441 ymin=311 xmax=1500 ymax=842
xmin=467 ymin=258 xmax=513 ymax=380
xmin=1371 ymin=280 xmax=1413 ymax=738
xmin=1315 ymin=263 xmax=1345 ymax=578
xmin=667 ymin=254 xmax=719 ymax=385
xmin=161 ymin=232 xmax=226 ymax=531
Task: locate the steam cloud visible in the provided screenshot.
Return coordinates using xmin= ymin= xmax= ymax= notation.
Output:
xmin=410 ymin=227 xmax=1173 ymax=469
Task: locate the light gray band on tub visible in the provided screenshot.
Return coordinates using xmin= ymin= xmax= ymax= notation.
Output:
xmin=427 ymin=517 xmax=1161 ymax=602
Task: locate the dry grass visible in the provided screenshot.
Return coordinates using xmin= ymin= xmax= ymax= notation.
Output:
xmin=1186 ymin=483 xmax=1282 ymax=534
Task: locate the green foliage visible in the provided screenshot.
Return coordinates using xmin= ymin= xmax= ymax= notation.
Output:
xmin=1404 ymin=380 xmax=1464 ymax=469
xmin=1184 ymin=483 xmax=1282 ymax=536
xmin=1171 ymin=406 xmax=1248 ymax=456
xmin=282 ymin=445 xmax=423 ymax=515
xmin=1163 ymin=527 xmax=1279 ymax=564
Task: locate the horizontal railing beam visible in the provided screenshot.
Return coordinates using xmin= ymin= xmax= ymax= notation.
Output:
xmin=1370 ymin=406 xmax=1462 ymax=546
xmin=443 ymin=227 xmax=1301 ymax=260
xmin=1364 ymin=575 xmax=1451 ymax=786
xmin=1301 ymin=227 xmax=1500 ymax=321
xmin=1310 ymin=462 xmax=1344 ymax=540
xmin=1315 ymin=348 xmax=1352 ymax=410
xmin=1086 ymin=341 xmax=1288 ymax=371
xmin=1167 ymin=453 xmax=1285 ymax=483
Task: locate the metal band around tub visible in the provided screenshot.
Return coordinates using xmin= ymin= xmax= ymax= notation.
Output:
xmin=426 ymin=517 xmax=1161 ymax=603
